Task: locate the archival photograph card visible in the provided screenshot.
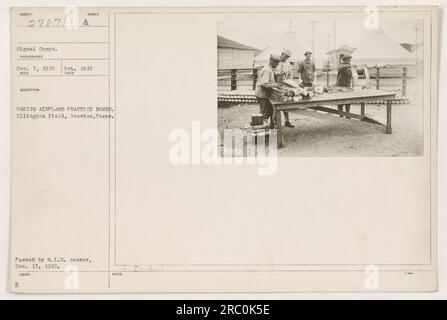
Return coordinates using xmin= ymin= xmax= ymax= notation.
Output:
xmin=10 ymin=6 xmax=438 ymax=293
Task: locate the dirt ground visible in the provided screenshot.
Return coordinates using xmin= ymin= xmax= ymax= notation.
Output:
xmin=218 ymin=80 xmax=424 ymax=157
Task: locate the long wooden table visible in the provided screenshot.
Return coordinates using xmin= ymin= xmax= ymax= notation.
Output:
xmin=271 ymin=89 xmax=397 ymax=148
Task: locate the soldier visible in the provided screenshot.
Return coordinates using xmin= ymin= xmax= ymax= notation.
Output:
xmin=298 ymin=51 xmax=316 ymax=88
xmin=255 ymin=54 xmax=281 ymax=129
xmin=275 ymin=48 xmax=294 ymax=128
xmin=336 ymin=54 xmax=354 ymax=116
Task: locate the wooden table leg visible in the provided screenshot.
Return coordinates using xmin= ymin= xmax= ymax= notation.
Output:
xmin=360 ymin=102 xmax=365 ymax=121
xmin=345 ymin=104 xmax=351 ymax=119
xmin=386 ymin=100 xmax=392 ymax=134
xmin=275 ymin=108 xmax=284 ymax=148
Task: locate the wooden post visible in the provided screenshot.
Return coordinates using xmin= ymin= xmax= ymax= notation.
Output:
xmin=402 ymin=66 xmax=408 ymax=97
xmin=386 ymin=100 xmax=392 ymax=134
xmin=252 ymin=68 xmax=258 ymax=91
xmin=360 ymin=102 xmax=365 ymax=121
xmin=326 ymin=70 xmax=330 ymax=87
xmin=376 ymin=66 xmax=380 ymax=90
xmin=230 ymin=69 xmax=237 ymax=91
xmin=274 ymin=107 xmax=284 ymax=148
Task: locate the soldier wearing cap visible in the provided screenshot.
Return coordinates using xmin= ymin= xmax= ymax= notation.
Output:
xmin=275 ymin=48 xmax=294 ymax=128
xmin=255 ymin=54 xmax=281 ymax=128
xmin=336 ymin=54 xmax=354 ymax=88
xmin=298 ymin=51 xmax=316 ymax=87
xmin=336 ymin=54 xmax=354 ymax=115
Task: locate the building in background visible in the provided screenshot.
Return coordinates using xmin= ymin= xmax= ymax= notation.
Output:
xmin=326 ymin=44 xmax=356 ymax=68
xmin=401 ymin=42 xmax=424 ymax=67
xmin=217 ymin=35 xmax=259 ymax=69
xmin=400 ymin=42 xmax=423 ymax=53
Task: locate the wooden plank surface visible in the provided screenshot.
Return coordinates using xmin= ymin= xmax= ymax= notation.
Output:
xmin=307 ymin=89 xmax=396 ymax=102
xmin=272 ymin=89 xmax=397 ymax=109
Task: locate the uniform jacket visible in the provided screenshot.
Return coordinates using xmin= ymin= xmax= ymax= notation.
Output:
xmin=255 ymin=64 xmax=276 ymax=98
xmin=336 ymin=63 xmax=353 ymax=88
xmin=298 ymin=60 xmax=315 ymax=84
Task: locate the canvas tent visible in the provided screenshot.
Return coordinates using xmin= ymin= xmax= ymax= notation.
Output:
xmin=413 ymin=44 xmax=424 ymax=63
xmin=253 ymin=30 xmax=310 ymax=68
xmin=352 ymin=30 xmax=416 ymax=67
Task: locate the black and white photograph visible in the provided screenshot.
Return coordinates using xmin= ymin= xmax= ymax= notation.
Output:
xmin=1 ymin=4 xmax=443 ymax=297
xmin=218 ymin=18 xmax=425 ymax=156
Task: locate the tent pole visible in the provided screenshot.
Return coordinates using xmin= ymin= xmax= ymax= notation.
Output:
xmin=310 ymin=21 xmax=317 ymax=62
xmin=376 ymin=66 xmax=380 ymax=90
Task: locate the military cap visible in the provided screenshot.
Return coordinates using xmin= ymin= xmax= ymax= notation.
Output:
xmin=269 ymin=54 xmax=281 ymax=62
xmin=281 ymin=48 xmax=292 ymax=56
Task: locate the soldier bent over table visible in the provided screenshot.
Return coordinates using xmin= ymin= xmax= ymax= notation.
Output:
xmin=255 ymin=54 xmax=281 ymax=129
xmin=276 ymin=48 xmax=295 ymax=128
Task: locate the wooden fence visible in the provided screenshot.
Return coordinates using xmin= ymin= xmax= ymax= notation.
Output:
xmin=217 ymin=66 xmax=414 ymax=96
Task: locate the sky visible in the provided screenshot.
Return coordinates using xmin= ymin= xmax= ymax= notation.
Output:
xmin=217 ymin=19 xmax=423 ymax=57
